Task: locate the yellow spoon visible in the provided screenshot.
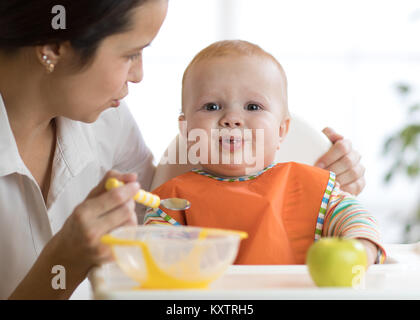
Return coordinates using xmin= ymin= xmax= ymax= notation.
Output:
xmin=105 ymin=178 xmax=191 ymax=211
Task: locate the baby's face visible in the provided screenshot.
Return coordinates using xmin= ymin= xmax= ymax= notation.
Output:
xmin=181 ymin=55 xmax=289 ymax=177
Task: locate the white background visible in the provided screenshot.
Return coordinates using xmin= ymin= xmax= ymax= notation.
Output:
xmin=124 ymin=0 xmax=420 ymax=243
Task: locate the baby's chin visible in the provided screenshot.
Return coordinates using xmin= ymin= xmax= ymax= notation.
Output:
xmin=201 ymin=162 xmax=266 ymax=178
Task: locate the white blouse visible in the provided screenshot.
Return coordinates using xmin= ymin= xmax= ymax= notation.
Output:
xmin=0 ymin=95 xmax=155 ymax=299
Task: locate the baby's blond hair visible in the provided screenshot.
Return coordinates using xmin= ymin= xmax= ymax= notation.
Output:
xmin=181 ymin=40 xmax=288 ymax=112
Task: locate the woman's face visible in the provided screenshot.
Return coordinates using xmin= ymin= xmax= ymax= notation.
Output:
xmin=52 ymin=0 xmax=168 ymax=123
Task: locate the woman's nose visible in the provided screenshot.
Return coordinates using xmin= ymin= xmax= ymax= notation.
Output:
xmin=219 ymin=113 xmax=244 ymax=128
xmin=128 ymin=58 xmax=144 ymax=84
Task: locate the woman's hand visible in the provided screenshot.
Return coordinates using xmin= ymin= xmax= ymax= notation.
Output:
xmin=9 ymin=170 xmax=140 ymax=300
xmin=315 ymin=127 xmax=366 ymax=196
xmin=52 ymin=170 xmax=140 ymax=276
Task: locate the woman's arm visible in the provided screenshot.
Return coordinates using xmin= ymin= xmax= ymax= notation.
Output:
xmin=8 ymin=234 xmax=88 ymax=299
xmin=8 ymin=171 xmax=140 ymax=299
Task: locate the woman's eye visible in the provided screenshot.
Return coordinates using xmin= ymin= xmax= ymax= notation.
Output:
xmin=246 ymin=103 xmax=261 ymax=111
xmin=128 ymin=52 xmax=141 ymax=61
xmin=204 ymin=103 xmax=220 ymax=111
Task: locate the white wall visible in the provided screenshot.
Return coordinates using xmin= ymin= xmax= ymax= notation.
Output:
xmin=125 ymin=0 xmax=420 ymax=243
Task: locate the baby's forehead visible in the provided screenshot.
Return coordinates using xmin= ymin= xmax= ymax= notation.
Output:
xmin=193 ymin=52 xmax=281 ymax=69
xmin=186 ymin=54 xmax=286 ymax=85
xmin=183 ymin=64 xmax=287 ymax=113
xmin=182 ymin=47 xmax=288 ymax=112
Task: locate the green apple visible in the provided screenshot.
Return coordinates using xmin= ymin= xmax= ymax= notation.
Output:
xmin=306 ymin=237 xmax=368 ymax=287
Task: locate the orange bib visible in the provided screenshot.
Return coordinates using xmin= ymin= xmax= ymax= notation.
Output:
xmin=152 ymin=162 xmax=332 ymax=264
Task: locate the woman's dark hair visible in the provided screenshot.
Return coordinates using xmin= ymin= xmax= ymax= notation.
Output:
xmin=0 ymin=0 xmax=147 ymax=69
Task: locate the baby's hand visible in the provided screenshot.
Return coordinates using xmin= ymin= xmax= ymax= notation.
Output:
xmin=358 ymin=239 xmax=378 ymax=267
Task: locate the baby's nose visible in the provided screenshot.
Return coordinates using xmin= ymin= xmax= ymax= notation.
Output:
xmin=220 ymin=114 xmax=244 ymax=128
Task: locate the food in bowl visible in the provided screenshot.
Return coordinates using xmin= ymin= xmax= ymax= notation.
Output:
xmin=101 ymin=225 xmax=247 ymax=289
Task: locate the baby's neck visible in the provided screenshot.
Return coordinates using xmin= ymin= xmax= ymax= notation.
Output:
xmin=198 ymin=163 xmax=274 ymax=179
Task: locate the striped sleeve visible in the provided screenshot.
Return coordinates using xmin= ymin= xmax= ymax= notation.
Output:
xmin=142 ymin=177 xmax=187 ymax=226
xmin=322 ymin=183 xmax=387 ymax=264
xmin=143 ymin=207 xmax=182 ymax=226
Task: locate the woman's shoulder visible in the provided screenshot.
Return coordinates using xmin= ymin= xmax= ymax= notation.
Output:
xmin=72 ymin=101 xmax=150 ymax=168
xmin=58 ymin=102 xmax=154 ymax=190
xmin=89 ymin=101 xmax=132 ymax=133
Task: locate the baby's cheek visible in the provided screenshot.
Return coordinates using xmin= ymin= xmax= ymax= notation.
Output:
xmin=260 ymin=137 xmax=278 ymax=164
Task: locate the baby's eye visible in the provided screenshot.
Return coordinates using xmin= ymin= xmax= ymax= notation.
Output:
xmin=203 ymin=103 xmax=220 ymax=111
xmin=246 ymin=103 xmax=261 ymax=111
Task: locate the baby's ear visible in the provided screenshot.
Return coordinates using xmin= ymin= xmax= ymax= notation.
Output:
xmin=178 ymin=112 xmax=187 ymax=137
xmin=277 ymin=117 xmax=290 ymax=149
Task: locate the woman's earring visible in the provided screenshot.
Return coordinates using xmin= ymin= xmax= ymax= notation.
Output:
xmin=42 ymin=55 xmax=55 ymax=73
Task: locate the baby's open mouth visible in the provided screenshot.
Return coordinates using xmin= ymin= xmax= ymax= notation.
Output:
xmin=219 ymin=136 xmax=244 ymax=152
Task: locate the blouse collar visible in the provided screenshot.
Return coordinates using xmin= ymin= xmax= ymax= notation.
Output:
xmin=0 ymin=93 xmax=95 ymax=178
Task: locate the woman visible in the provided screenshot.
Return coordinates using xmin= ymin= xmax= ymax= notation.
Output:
xmin=0 ymin=0 xmax=365 ymax=299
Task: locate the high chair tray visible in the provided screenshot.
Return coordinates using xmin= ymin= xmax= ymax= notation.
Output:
xmin=90 ymin=242 xmax=420 ymax=300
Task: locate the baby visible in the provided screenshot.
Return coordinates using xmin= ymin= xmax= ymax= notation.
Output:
xmin=144 ymin=40 xmax=386 ymax=266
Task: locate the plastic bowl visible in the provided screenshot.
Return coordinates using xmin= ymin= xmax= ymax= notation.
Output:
xmin=102 ymin=225 xmax=245 ymax=289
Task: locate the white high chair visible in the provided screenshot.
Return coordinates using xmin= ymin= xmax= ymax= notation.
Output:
xmin=150 ymin=115 xmax=332 ymax=190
